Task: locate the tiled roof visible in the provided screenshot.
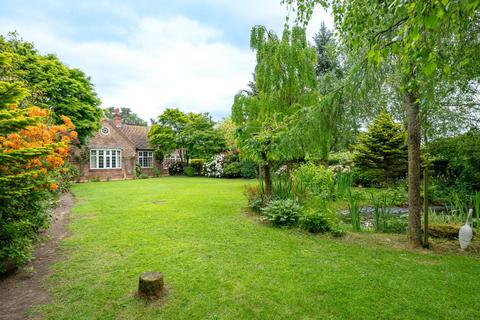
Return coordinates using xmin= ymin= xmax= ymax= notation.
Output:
xmin=117 ymin=124 xmax=150 ymax=150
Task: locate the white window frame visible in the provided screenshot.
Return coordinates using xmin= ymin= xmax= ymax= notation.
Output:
xmin=138 ymin=151 xmax=153 ymax=168
xmin=90 ymin=149 xmax=122 ymax=169
xmin=164 ymin=154 xmax=181 ymax=161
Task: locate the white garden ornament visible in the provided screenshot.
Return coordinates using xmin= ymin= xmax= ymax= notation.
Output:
xmin=458 ymin=209 xmax=473 ymax=250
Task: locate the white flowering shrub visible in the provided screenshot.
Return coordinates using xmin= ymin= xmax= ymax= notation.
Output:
xmin=202 ymin=154 xmax=225 ymax=178
xmin=275 ymin=165 xmax=288 ymax=176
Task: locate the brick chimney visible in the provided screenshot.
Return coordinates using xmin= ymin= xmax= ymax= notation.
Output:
xmin=113 ymin=107 xmax=122 ymax=127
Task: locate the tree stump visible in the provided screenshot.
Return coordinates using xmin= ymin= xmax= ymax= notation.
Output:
xmin=138 ymin=272 xmax=164 ymax=299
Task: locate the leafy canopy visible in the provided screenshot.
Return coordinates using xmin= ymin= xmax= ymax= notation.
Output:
xmin=0 ymin=33 xmax=102 ymax=143
xmin=149 ymin=108 xmax=225 ymax=162
xmin=232 ymin=25 xmax=327 ymax=163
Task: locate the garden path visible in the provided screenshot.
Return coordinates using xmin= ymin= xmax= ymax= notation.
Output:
xmin=0 ymin=192 xmax=74 ymax=320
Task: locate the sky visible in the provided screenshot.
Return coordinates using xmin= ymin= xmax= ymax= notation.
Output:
xmin=0 ymin=0 xmax=333 ymax=121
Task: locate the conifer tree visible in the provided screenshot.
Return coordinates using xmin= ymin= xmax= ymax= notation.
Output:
xmin=354 ymin=113 xmax=407 ymax=186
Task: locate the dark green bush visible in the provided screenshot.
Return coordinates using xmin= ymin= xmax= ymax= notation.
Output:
xmin=190 ymin=159 xmax=205 ymax=175
xmin=261 ymin=199 xmax=300 ymax=227
xmin=428 ymin=129 xmax=480 ymax=193
xmin=0 ymin=189 xmax=54 ymax=272
xmin=168 ymin=161 xmax=184 ymax=175
xmin=223 ymin=162 xmax=242 ymax=178
xmin=240 ymin=161 xmax=257 ymax=179
xmin=184 ymin=166 xmax=195 ymax=177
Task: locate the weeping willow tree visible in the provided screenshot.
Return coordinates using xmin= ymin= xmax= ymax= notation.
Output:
xmin=232 ymin=25 xmax=337 ymax=200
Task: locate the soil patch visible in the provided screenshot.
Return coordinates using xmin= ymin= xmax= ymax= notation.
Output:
xmin=0 ymin=192 xmax=75 ymax=320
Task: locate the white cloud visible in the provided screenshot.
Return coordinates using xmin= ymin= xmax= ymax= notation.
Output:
xmin=0 ymin=1 xmax=333 ymax=121
xmin=0 ymin=15 xmax=255 ymax=121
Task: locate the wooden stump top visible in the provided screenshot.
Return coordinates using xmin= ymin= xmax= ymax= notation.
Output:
xmin=138 ymin=272 xmax=164 ymax=300
xmin=140 ymin=272 xmax=163 ymax=282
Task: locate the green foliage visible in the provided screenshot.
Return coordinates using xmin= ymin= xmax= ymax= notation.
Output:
xmin=261 ymin=199 xmax=300 ymax=227
xmin=428 ymin=129 xmax=480 ymax=193
xmin=135 ymin=163 xmax=143 ymax=178
xmin=151 ymin=167 xmax=161 ymax=178
xmin=474 ymin=192 xmax=480 ymax=234
xmin=184 ymin=166 xmax=195 ymax=177
xmin=370 ymin=191 xmax=400 ymax=232
xmin=346 ymin=191 xmax=361 ymax=232
xmin=190 ymin=159 xmax=205 ymax=176
xmin=239 ymin=161 xmax=257 ymax=179
xmin=284 ymin=0 xmax=480 ymax=244
xmin=354 ymin=113 xmax=407 ymax=186
xmin=103 ymin=107 xmax=147 ymax=126
xmin=149 ymin=108 xmax=226 ymax=164
xmin=292 ymin=162 xmax=334 ymax=199
xmin=53 ymin=162 xmax=79 ymax=193
xmin=0 ymin=189 xmax=55 ymax=271
xmin=232 ymin=25 xmax=327 ymax=189
xmin=223 ymin=162 xmax=242 ymax=178
xmin=271 ymin=175 xmax=301 ymax=201
xmin=0 ymin=33 xmax=102 ymax=143
xmin=299 ymin=198 xmax=336 ymax=233
xmin=334 ymin=172 xmax=353 ymax=199
xmin=244 ymin=184 xmax=263 ymax=213
xmin=0 ymin=71 xmax=76 ymax=271
xmin=217 ymin=117 xmax=237 ymax=151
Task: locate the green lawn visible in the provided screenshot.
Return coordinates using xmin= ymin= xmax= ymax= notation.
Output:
xmin=36 ymin=177 xmax=479 ymax=319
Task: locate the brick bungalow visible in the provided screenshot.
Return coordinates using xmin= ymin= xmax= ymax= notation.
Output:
xmin=70 ymin=111 xmax=175 ymax=181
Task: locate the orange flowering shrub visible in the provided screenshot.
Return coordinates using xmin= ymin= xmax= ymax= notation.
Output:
xmin=0 ymin=99 xmax=77 ymax=271
xmin=0 ymin=105 xmax=76 ymax=196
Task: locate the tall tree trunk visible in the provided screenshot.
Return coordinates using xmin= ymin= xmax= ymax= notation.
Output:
xmin=261 ymin=151 xmax=272 ymax=203
xmin=405 ymin=90 xmax=423 ymax=246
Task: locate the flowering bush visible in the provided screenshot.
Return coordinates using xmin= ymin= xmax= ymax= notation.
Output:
xmin=0 ymin=93 xmax=76 ymax=272
xmin=168 ymin=161 xmax=184 ymax=175
xmin=202 ymin=154 xmax=225 ymax=178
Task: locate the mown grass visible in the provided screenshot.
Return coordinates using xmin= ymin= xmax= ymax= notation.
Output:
xmin=35 ymin=177 xmax=479 ymax=319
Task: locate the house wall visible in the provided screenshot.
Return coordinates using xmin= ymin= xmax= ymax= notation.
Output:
xmin=70 ymin=120 xmax=170 ymax=181
xmin=70 ymin=120 xmax=137 ymax=181
xmin=137 ymin=149 xmax=165 ymax=177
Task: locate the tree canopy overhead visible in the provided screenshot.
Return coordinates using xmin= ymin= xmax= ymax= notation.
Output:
xmin=0 ymin=32 xmax=102 ymax=144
